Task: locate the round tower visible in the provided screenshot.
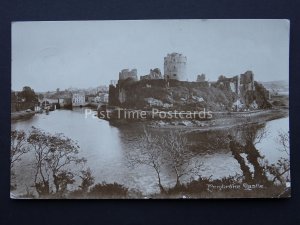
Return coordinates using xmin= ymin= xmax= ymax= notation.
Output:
xmin=164 ymin=53 xmax=187 ymax=81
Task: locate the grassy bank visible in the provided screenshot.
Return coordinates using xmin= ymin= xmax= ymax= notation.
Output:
xmin=11 ymin=111 xmax=35 ymax=121
xmin=107 ymin=109 xmax=288 ymax=132
xmin=13 ymin=178 xmax=289 ymax=199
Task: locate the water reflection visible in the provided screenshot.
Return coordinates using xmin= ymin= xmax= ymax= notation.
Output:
xmin=11 ymin=108 xmax=289 ymax=195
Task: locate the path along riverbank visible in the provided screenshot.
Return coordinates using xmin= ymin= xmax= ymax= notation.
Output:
xmin=107 ymin=109 xmax=288 ymax=132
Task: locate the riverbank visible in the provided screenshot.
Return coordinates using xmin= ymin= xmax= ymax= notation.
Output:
xmin=11 ymin=110 xmax=35 ymax=121
xmin=12 ymin=177 xmax=289 ymax=199
xmin=108 ymin=109 xmax=288 ymax=132
xmin=11 ymin=107 xmax=290 ymax=198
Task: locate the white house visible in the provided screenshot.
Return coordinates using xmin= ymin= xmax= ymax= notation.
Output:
xmin=72 ymin=93 xmax=85 ymax=106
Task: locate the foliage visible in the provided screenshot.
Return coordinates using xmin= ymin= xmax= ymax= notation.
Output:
xmin=11 ymin=130 xmax=31 ymax=190
xmin=11 ymin=125 xmax=290 ymax=198
xmin=87 ymin=182 xmax=128 ymax=198
xmin=277 ymin=130 xmax=289 ymax=155
xmin=26 ymin=127 xmax=87 ymax=197
xmin=159 ymin=175 xmax=287 ymax=198
xmin=18 ymin=86 xmax=38 ymax=103
xmin=127 ymin=128 xmax=165 ymax=192
xmin=127 ymin=128 xmax=202 ymax=191
xmin=264 ymin=158 xmax=290 ymax=185
xmin=239 ymin=123 xmax=268 ymax=146
xmin=11 ymin=130 xmax=30 ymax=169
xmin=162 ymin=130 xmax=202 ymax=186
xmin=78 ymin=168 xmax=95 ymax=192
xmin=263 ymin=130 xmax=290 ymax=185
xmin=228 ymin=125 xmax=269 ymax=183
xmin=229 ymin=125 xmax=290 ymax=187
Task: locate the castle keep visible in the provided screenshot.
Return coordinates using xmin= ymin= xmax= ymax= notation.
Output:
xmin=164 ymin=53 xmax=187 ymax=81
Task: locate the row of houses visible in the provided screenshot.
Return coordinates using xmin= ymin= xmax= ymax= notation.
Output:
xmin=47 ymin=92 xmax=109 ymax=107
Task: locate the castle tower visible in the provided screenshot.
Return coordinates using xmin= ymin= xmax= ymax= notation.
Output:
xmin=164 ymin=53 xmax=187 ymax=81
xmin=119 ymin=69 xmax=138 ymax=81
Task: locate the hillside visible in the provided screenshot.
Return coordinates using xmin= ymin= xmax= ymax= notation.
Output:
xmin=109 ymin=78 xmax=271 ymax=112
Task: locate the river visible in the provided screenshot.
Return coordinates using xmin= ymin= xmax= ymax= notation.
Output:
xmin=11 ymin=108 xmax=289 ymax=196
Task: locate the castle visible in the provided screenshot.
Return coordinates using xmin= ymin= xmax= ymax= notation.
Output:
xmin=108 ymin=53 xmax=270 ymax=111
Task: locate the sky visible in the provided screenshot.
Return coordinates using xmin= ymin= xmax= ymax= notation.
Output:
xmin=12 ymin=19 xmax=290 ymax=92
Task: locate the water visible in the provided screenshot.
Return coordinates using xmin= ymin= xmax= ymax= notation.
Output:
xmin=11 ymin=108 xmax=289 ymax=195
xmin=256 ymin=117 xmax=289 ymax=163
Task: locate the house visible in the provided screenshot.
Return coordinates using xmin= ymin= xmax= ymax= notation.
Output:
xmin=72 ymin=93 xmax=85 ymax=107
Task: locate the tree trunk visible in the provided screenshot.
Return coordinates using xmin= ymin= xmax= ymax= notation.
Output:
xmin=175 ymin=175 xmax=181 ymax=188
xmin=174 ymin=167 xmax=181 ymax=188
xmin=246 ymin=143 xmax=268 ymax=184
xmin=53 ymin=174 xmax=60 ymax=193
xmin=233 ymin=153 xmax=253 ymax=182
xmin=154 ymin=167 xmax=165 ymax=193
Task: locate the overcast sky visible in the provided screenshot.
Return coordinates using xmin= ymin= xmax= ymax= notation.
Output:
xmin=12 ymin=19 xmax=289 ymax=92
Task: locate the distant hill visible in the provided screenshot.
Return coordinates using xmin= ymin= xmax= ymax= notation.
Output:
xmin=260 ymin=80 xmax=289 ymax=95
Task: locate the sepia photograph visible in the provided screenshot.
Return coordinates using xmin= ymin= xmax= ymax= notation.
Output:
xmin=11 ymin=19 xmax=290 ymax=199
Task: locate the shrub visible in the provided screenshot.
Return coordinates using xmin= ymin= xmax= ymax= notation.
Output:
xmin=87 ymin=182 xmax=129 ymax=198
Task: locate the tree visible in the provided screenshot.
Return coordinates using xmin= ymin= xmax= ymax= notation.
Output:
xmin=11 ymin=130 xmax=30 ymax=169
xmin=78 ymin=168 xmax=95 ymax=192
xmin=264 ymin=130 xmax=290 ymax=185
xmin=277 ymin=130 xmax=289 ymax=155
xmin=241 ymin=124 xmax=269 ymax=183
xmin=240 ymin=123 xmax=268 ymax=146
xmin=218 ymin=75 xmax=226 ymax=81
xmin=127 ymin=128 xmax=165 ymax=192
xmin=265 ymin=158 xmax=290 ymax=185
xmin=162 ymin=130 xmax=202 ymax=187
xmin=227 ymin=134 xmax=253 ymax=182
xmin=38 ymin=93 xmax=44 ymax=101
xmin=19 ymin=86 xmax=37 ymax=103
xmin=11 ymin=130 xmax=30 ymax=190
xmin=27 ymin=127 xmax=87 ymax=197
xmin=127 ymin=128 xmax=203 ymax=192
xmin=231 ymin=124 xmax=269 ymax=183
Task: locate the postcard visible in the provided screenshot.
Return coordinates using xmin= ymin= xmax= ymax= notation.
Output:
xmin=11 ymin=19 xmax=290 ymax=199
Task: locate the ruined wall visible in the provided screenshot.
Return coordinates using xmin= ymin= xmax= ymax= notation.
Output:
xmin=239 ymin=71 xmax=255 ymax=100
xmin=254 ymin=81 xmax=271 ymax=109
xmin=119 ymin=69 xmax=138 ymax=81
xmin=140 ymin=68 xmax=163 ymax=80
xmin=212 ymin=71 xmax=271 ymax=109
